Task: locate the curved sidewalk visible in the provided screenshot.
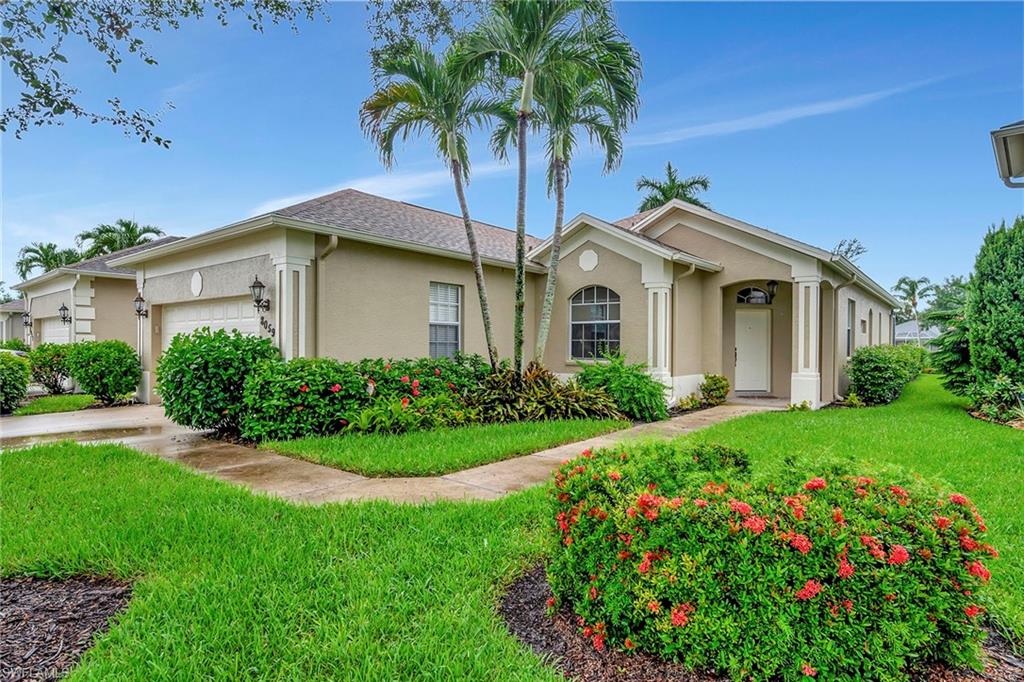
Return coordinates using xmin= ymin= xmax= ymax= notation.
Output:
xmin=0 ymin=403 xmax=779 ymax=504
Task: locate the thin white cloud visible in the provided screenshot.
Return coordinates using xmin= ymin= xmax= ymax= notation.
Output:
xmin=627 ymin=78 xmax=940 ymax=148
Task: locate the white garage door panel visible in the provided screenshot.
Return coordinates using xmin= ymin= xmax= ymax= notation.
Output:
xmin=41 ymin=317 xmax=70 ymax=345
xmin=162 ymin=296 xmax=259 ymax=349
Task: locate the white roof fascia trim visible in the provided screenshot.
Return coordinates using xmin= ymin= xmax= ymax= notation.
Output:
xmin=108 ymin=215 xmax=277 ymax=266
xmin=827 ymin=256 xmax=902 ymax=309
xmin=12 ymin=267 xmax=135 ymax=291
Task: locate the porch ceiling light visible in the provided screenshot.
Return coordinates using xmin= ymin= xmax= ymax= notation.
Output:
xmin=58 ymin=303 xmax=71 ymax=325
xmin=766 ymin=280 xmax=779 ymax=303
xmin=22 ymin=311 xmax=31 ymax=327
xmin=249 ymin=275 xmax=270 ymax=312
xmin=133 ymin=293 xmax=149 ymax=318
xmin=991 ymin=120 xmax=1024 ymax=188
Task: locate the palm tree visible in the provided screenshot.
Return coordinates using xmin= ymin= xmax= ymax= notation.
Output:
xmin=892 ymin=276 xmax=936 ymax=345
xmin=360 ymin=43 xmax=506 ymax=370
xmin=455 ymin=0 xmax=641 ymax=372
xmin=493 ymin=68 xmax=628 ymax=361
xmin=15 ymin=242 xmax=81 ymax=279
xmin=77 ymin=219 xmax=164 ymax=258
xmin=635 ymin=162 xmax=711 ymax=212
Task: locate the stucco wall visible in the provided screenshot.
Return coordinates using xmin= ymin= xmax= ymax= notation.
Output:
xmin=671 ymin=266 xmax=703 ymax=376
xmin=142 ymin=255 xmax=274 ymax=306
xmin=835 ymin=283 xmax=894 ymax=396
xmin=91 ymin=278 xmax=138 ymax=344
xmin=318 ymin=238 xmax=533 ymax=362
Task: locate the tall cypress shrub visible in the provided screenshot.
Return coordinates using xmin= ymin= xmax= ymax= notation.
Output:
xmin=965 ymin=216 xmax=1024 ymax=385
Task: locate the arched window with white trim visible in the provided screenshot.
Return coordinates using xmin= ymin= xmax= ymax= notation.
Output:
xmin=736 ymin=287 xmax=770 ymax=305
xmin=570 ymin=286 xmax=620 ymax=359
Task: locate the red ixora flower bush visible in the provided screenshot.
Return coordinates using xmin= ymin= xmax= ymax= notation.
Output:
xmin=548 ymin=441 xmax=995 ymax=681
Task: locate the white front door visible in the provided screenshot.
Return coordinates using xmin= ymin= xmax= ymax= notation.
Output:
xmin=735 ymin=308 xmax=771 ymax=392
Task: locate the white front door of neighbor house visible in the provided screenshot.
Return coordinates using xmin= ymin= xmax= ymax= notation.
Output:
xmin=41 ymin=317 xmax=70 ymax=345
xmin=735 ymin=308 xmax=771 ymax=392
xmin=161 ymin=296 xmax=259 ymax=351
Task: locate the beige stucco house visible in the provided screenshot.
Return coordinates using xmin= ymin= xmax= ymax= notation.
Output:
xmin=13 ymin=238 xmax=183 ymax=349
xmin=106 ymin=189 xmax=898 ymax=408
xmin=0 ymin=299 xmax=26 ymax=344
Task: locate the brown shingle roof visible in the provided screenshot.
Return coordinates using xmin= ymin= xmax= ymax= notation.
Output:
xmin=271 ymin=189 xmax=539 ymax=264
xmin=0 ymin=299 xmax=25 ymax=312
xmin=613 ymin=207 xmax=660 ymax=230
xmin=65 ymin=236 xmax=185 ymax=276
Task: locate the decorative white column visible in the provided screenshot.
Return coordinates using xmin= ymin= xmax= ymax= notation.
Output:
xmin=791 ymin=275 xmax=822 ymax=407
xmin=273 ymin=256 xmax=312 ymax=360
xmin=645 ymin=283 xmax=672 ymax=384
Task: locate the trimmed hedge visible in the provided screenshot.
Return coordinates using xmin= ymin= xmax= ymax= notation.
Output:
xmin=156 ymin=328 xmax=280 ymax=432
xmin=699 ymin=373 xmax=729 ymax=407
xmin=846 ymin=344 xmax=922 ymax=405
xmin=28 ymin=343 xmax=71 ymax=394
xmin=549 ymin=442 xmax=995 ymax=680
xmin=0 ymin=352 xmax=30 ymax=413
xmin=0 ymin=338 xmax=30 ymax=352
xmin=576 ymin=354 xmax=667 ymax=422
xmin=66 ymin=340 xmax=140 ymax=404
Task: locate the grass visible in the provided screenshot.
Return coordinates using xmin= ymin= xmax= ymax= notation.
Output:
xmin=685 ymin=374 xmax=1024 ymax=640
xmin=13 ymin=394 xmax=96 ymax=416
xmin=0 ymin=375 xmax=1019 ymax=679
xmin=263 ymin=419 xmax=628 ymax=476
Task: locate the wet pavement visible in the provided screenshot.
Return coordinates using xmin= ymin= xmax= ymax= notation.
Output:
xmin=0 ymin=403 xmax=779 ymax=505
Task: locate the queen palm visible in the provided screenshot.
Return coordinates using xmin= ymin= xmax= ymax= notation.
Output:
xmin=892 ymin=276 xmax=936 ymax=345
xmin=493 ymin=68 xmax=626 ymax=361
xmin=456 ymin=0 xmax=641 ymax=372
xmin=77 ymin=219 xmax=164 ymax=259
xmin=635 ymin=162 xmax=711 ymax=211
xmin=360 ymin=43 xmax=506 ymax=370
xmin=15 ymin=242 xmax=81 ymax=279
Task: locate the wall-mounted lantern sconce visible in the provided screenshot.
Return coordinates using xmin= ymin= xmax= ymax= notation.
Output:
xmin=133 ymin=293 xmax=149 ymax=318
xmin=766 ymin=280 xmax=779 ymax=303
xmin=58 ymin=303 xmax=71 ymax=325
xmin=249 ymin=275 xmax=271 ymax=312
xmin=22 ymin=311 xmax=31 ymax=327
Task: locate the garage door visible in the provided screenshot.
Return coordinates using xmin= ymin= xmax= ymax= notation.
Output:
xmin=162 ymin=296 xmax=259 ymax=349
xmin=41 ymin=317 xmax=70 ymax=345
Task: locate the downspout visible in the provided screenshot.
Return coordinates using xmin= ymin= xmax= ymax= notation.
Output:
xmin=315 ymin=235 xmax=339 ymax=356
xmin=833 ymin=272 xmax=857 ymax=401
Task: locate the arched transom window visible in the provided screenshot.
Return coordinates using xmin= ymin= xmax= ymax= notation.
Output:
xmin=736 ymin=287 xmax=770 ymax=305
xmin=570 ymin=286 xmax=620 ymax=359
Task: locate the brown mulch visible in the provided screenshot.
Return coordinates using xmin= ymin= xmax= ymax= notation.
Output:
xmin=500 ymin=564 xmax=1024 ymax=682
xmin=1 ymin=577 xmax=131 ymax=682
xmin=968 ymin=411 xmax=1024 ymax=430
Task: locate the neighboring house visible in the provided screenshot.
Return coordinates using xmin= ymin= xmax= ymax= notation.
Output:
xmin=108 ymin=190 xmax=898 ymax=408
xmin=894 ymin=320 xmax=940 ymax=349
xmin=0 ymin=299 xmax=26 ymax=343
xmin=12 ymin=237 xmax=183 ymax=348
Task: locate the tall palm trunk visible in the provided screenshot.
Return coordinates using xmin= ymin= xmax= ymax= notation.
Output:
xmin=534 ymin=157 xmax=565 ymax=361
xmin=451 ymin=159 xmax=499 ymax=369
xmin=512 ymin=110 xmax=528 ymax=374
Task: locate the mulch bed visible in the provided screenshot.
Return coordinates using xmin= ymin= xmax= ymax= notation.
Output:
xmin=1 ymin=577 xmax=131 ymax=682
xmin=500 ymin=564 xmax=1024 ymax=682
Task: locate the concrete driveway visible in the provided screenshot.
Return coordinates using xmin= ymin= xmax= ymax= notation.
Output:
xmin=0 ymin=403 xmax=779 ymax=505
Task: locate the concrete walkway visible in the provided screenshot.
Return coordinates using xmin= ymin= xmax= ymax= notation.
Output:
xmin=0 ymin=403 xmax=779 ymax=504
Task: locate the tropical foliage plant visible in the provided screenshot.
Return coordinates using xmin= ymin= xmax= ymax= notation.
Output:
xmin=575 ymin=352 xmax=667 ymax=422
xmin=76 ymin=219 xmax=164 ymax=258
xmin=14 ymin=241 xmax=81 ymax=279
xmin=467 ymin=362 xmax=623 ymax=423
xmin=636 ymin=161 xmax=711 ymax=211
xmin=699 ymin=373 xmax=730 ymax=407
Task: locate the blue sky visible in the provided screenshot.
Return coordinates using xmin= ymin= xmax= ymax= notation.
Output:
xmin=2 ymin=1 xmax=1022 ymax=291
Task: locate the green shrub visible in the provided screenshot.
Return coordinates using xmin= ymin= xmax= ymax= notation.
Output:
xmin=156 ymin=328 xmax=279 ymax=432
xmin=28 ymin=343 xmax=71 ymax=394
xmin=846 ymin=345 xmax=911 ymax=405
xmin=674 ymin=393 xmax=702 ymax=412
xmin=344 ymin=393 xmax=482 ymax=435
xmin=467 ymin=362 xmax=623 ymax=423
xmin=240 ymin=357 xmax=370 ymax=442
xmin=576 ymin=353 xmax=667 ymax=422
xmin=66 ymin=340 xmax=140 ymax=405
xmin=549 ymin=444 xmax=995 ymax=680
xmin=893 ymin=343 xmax=929 ymax=378
xmin=354 ymin=354 xmax=492 ymax=401
xmin=0 ymin=352 xmax=30 ymax=413
xmin=966 ymin=216 xmax=1024 ymax=386
xmin=842 ymin=391 xmax=865 ymax=408
xmin=968 ymin=375 xmax=1024 ymax=424
xmin=0 ymin=338 xmax=30 ymax=352
xmin=699 ymin=373 xmax=730 ymax=407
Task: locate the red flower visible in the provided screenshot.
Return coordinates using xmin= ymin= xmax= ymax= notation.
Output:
xmin=838 ymin=556 xmax=855 ymax=579
xmin=964 ymin=604 xmax=983 ymax=618
xmin=832 ymin=507 xmax=846 ymax=526
xmin=447 ymin=382 xmax=456 ymax=390
xmin=411 ymin=379 xmax=420 ymax=388
xmin=966 ymin=560 xmax=991 ymax=582
xmin=842 ymin=598 xmax=854 ymax=613
xmin=589 ymin=586 xmax=598 ymax=600
xmin=400 ymin=375 xmax=410 ymax=383
xmin=860 ymin=535 xmax=886 ymax=560
xmin=299 ymin=384 xmax=309 ymax=393
xmin=742 ymin=515 xmax=767 ymax=535
xmin=804 ymin=477 xmax=827 ymax=491
xmin=546 ymin=597 xmax=556 ymax=608
xmin=434 ymin=367 xmax=441 ymax=376
xmin=670 ymin=603 xmax=694 ymax=627
xmin=666 ymin=497 xmax=683 ymax=510
xmin=592 ymin=633 xmax=605 ymax=651
xmin=856 ymin=476 xmax=876 ymax=486
xmin=608 ymin=471 xmax=622 ymax=481
xmin=889 ymin=485 xmax=910 ymax=505
xmin=795 ymin=580 xmax=823 ymax=601
xmin=960 ymin=531 xmax=980 ymax=552
xmin=412 ymin=388 xmax=420 ymax=397
xmin=888 ymin=545 xmax=911 ymax=566
xmin=647 ymin=601 xmax=660 ymax=613
xmin=330 ymin=383 xmax=341 ymax=393
xmin=624 ymin=637 xmax=635 ymax=650
xmin=950 ymin=493 xmax=970 ymax=506
xmin=384 ymin=363 xmax=391 ymax=370
xmin=728 ymin=498 xmax=753 ymax=516
xmin=802 ymin=663 xmax=818 ymax=677
xmin=788 ymin=533 xmax=813 ymax=554
xmin=400 ymin=397 xmax=410 ymax=408
xmin=934 ymin=515 xmax=952 ymax=530
xmin=637 ymin=551 xmax=660 ymax=574
xmin=784 ymin=495 xmax=807 ymax=520
xmin=694 ymin=498 xmax=708 ymax=508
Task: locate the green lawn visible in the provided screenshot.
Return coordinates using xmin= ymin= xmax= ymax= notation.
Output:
xmin=263 ymin=419 xmax=628 ymax=476
xmin=686 ymin=374 xmax=1024 ymax=640
xmin=0 ymin=376 xmax=1019 ymax=679
xmin=13 ymin=394 xmax=96 ymax=416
